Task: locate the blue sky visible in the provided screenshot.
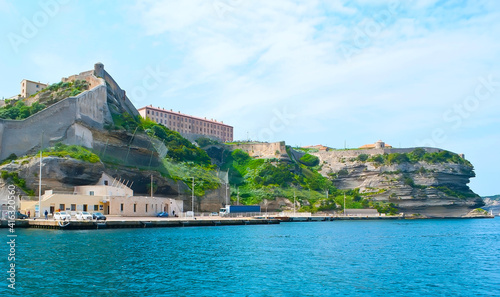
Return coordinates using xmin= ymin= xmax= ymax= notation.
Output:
xmin=1 ymin=0 xmax=499 ymax=196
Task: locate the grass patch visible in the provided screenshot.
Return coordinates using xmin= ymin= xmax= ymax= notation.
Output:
xmin=42 ymin=143 xmax=100 ymax=163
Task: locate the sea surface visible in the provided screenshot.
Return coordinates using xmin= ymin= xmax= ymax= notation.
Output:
xmin=1 ymin=218 xmax=499 ymax=296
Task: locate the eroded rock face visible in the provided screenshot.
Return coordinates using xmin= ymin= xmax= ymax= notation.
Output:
xmin=313 ymin=149 xmax=484 ymax=217
xmin=0 ymin=157 xmax=184 ymax=198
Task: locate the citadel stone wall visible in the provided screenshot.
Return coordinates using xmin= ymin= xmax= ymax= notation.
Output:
xmin=230 ymin=141 xmax=287 ymax=159
xmin=94 ymin=63 xmax=139 ymax=118
xmin=62 ymin=70 xmax=102 ymax=90
xmin=0 ymin=83 xmax=109 ymax=160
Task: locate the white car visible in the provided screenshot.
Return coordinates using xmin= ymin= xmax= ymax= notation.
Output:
xmin=54 ymin=211 xmax=71 ymax=220
xmin=75 ymin=211 xmax=93 ymax=220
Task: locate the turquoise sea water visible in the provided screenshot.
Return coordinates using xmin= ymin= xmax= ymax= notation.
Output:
xmin=1 ymin=218 xmax=499 ymax=296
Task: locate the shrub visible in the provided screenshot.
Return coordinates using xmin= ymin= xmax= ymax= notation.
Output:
xmin=369 ymin=154 xmax=385 ymax=164
xmin=299 ymin=154 xmax=319 ymax=167
xmin=0 ymin=101 xmax=47 ymax=120
xmin=357 ymin=154 xmax=369 ymax=162
xmin=409 ymin=148 xmax=425 ymax=162
xmin=195 ymin=137 xmax=220 ymax=147
xmin=232 ymin=149 xmax=251 ymax=164
xmin=43 ymin=143 xmax=100 ymax=163
xmin=403 ymin=177 xmax=415 ymax=187
xmin=139 ymin=118 xmax=212 ymax=166
xmin=337 ymin=169 xmax=349 ymax=176
xmin=386 ymin=153 xmax=409 ymax=164
xmin=1 ymin=153 xmax=18 ymax=165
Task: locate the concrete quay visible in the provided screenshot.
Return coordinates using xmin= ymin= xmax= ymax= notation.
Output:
xmin=2 ymin=216 xmax=280 ymax=230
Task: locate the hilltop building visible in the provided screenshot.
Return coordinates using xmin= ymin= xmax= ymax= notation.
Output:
xmin=359 ymin=140 xmax=393 ymax=149
xmin=21 ymin=79 xmax=48 ymax=98
xmin=138 ymin=105 xmax=233 ymax=143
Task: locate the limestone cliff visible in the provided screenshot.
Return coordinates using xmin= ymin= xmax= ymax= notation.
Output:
xmin=311 ymin=147 xmax=483 ymax=217
xmin=482 ymin=195 xmax=500 ymax=214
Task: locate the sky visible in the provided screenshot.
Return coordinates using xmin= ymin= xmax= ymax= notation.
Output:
xmin=0 ymin=0 xmax=499 ymax=196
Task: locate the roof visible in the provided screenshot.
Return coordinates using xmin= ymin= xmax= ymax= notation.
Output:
xmin=20 ymin=79 xmax=48 ymax=86
xmin=138 ymin=105 xmax=232 ymax=127
xmin=359 ymin=141 xmax=393 ymax=149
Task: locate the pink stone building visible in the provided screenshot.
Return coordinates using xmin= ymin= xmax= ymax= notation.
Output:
xmin=138 ymin=105 xmax=233 ymax=142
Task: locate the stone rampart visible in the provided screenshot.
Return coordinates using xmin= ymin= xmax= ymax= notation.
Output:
xmin=94 ymin=63 xmax=139 ymax=117
xmin=0 ymin=84 xmax=109 ymax=160
xmin=229 ymin=141 xmax=287 ymax=159
xmin=62 ymin=70 xmax=101 ymax=90
xmin=314 ymin=147 xmax=443 ymax=159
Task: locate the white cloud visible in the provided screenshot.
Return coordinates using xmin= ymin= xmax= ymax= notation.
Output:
xmin=0 ymin=0 xmax=14 ymax=13
xmin=131 ymin=0 xmax=212 ymax=34
xmin=130 ymin=0 xmax=500 ymax=157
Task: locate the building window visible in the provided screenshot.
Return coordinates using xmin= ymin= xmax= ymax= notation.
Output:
xmin=71 ymin=204 xmax=76 ymax=211
xmin=120 ymin=204 xmax=124 ymax=212
xmin=104 ymin=180 xmax=108 ymax=185
xmin=83 ymin=204 xmax=88 ymax=211
xmin=59 ymin=204 xmax=65 ymax=211
xmin=94 ymin=205 xmax=98 ymax=211
xmin=145 ymin=204 xmax=148 ymax=212
xmin=89 ymin=191 xmax=94 ymax=196
xmin=134 ymin=204 xmax=137 ymax=212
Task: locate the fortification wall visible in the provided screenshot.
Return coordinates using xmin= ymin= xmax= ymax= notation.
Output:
xmin=94 ymin=63 xmax=139 ymax=117
xmin=230 ymin=141 xmax=287 ymax=159
xmin=76 ymin=85 xmax=111 ymax=128
xmin=62 ymin=70 xmax=102 ymax=90
xmin=0 ymin=84 xmax=109 ymax=160
xmin=314 ymin=147 xmax=443 ymax=159
xmin=0 ymin=99 xmax=77 ymax=159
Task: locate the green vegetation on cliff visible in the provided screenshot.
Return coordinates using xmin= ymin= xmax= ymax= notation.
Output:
xmin=163 ymin=161 xmax=219 ymax=197
xmin=433 ymin=186 xmax=479 ymax=199
xmin=220 ymin=149 xmax=379 ymax=212
xmin=0 ymin=80 xmax=89 ymax=120
xmin=109 ymin=115 xmax=218 ymax=196
xmin=0 ymin=101 xmax=46 ymax=120
xmin=42 ymin=80 xmax=89 ymax=101
xmin=299 ymin=153 xmax=320 ymax=167
xmin=195 ymin=137 xmax=221 ymax=147
xmin=139 ymin=117 xmax=211 ymax=166
xmin=366 ymin=148 xmax=472 ymax=166
xmin=42 ymin=143 xmax=100 ymax=163
xmin=1 ymin=171 xmax=34 ymax=196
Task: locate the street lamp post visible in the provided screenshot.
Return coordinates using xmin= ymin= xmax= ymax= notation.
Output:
xmin=38 ymin=132 xmax=44 ymax=218
xmin=293 ymin=190 xmax=296 ymax=215
xmin=191 ymin=177 xmax=195 ymax=217
xmin=344 ymin=193 xmax=346 ymax=217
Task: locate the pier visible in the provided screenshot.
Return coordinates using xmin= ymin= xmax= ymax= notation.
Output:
xmin=2 ymin=217 xmax=280 ymax=230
